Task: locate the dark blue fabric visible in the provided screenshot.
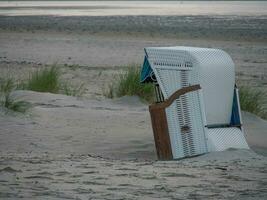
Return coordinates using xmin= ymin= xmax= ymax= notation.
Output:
xmin=230 ymin=88 xmax=241 ymax=126
xmin=140 ymin=55 xmax=153 ymax=83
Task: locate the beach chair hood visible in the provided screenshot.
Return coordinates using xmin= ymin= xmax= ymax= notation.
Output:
xmin=142 ymin=46 xmax=235 ymax=125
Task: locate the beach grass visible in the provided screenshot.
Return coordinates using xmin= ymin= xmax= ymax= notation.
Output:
xmin=20 ymin=65 xmax=85 ymax=96
xmin=0 ymin=77 xmax=30 ymax=113
xmin=22 ymin=65 xmax=60 ymax=93
xmin=1 ymin=93 xmax=31 ymax=113
xmin=105 ymin=66 xmax=154 ymax=103
xmin=239 ymin=86 xmax=267 ymax=119
xmin=0 ymin=77 xmax=15 ymax=94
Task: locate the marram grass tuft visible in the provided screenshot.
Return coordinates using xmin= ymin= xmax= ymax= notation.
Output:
xmin=105 ymin=66 xmax=154 ymax=103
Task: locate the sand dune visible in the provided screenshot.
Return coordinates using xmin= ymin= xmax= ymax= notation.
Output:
xmin=0 ymin=90 xmax=266 ymax=159
xmin=0 ymin=91 xmax=267 ymax=199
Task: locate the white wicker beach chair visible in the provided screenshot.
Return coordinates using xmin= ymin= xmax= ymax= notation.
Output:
xmin=142 ymin=46 xmax=249 ymax=160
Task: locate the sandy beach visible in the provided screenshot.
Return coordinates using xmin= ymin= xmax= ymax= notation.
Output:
xmin=0 ymin=1 xmax=267 ymax=199
xmin=0 ymin=91 xmax=267 ymax=199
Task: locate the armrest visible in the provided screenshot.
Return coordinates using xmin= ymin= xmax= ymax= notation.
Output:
xmin=149 ymin=84 xmax=201 ymax=110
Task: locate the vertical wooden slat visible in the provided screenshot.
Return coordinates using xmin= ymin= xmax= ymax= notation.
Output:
xmin=149 ymin=105 xmax=173 ymax=160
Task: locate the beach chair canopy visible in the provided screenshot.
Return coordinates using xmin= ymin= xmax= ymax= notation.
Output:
xmin=142 ymin=46 xmax=235 ymax=126
xmin=140 ymin=55 xmax=154 ymax=83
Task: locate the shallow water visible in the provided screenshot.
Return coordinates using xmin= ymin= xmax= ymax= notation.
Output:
xmin=0 ymin=1 xmax=267 ymax=16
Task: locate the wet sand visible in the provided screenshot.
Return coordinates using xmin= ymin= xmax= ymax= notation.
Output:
xmin=1 ymin=15 xmax=267 ymax=41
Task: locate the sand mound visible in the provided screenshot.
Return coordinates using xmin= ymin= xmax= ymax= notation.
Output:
xmin=1 ymin=90 xmax=266 ymax=159
xmin=1 ymin=91 xmax=267 ymax=199
xmin=1 ymin=90 xmax=154 ymax=160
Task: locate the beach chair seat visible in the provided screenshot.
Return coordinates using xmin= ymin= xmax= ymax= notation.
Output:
xmin=207 ymin=127 xmax=249 ymax=151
